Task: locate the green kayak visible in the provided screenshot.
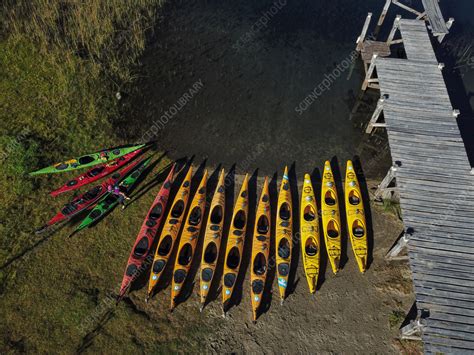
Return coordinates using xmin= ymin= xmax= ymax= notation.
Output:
xmin=71 ymin=157 xmax=152 ymax=234
xmin=29 ymin=143 xmax=145 ymax=176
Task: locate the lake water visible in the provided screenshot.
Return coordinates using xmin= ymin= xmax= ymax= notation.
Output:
xmin=126 ymin=0 xmax=474 ymax=179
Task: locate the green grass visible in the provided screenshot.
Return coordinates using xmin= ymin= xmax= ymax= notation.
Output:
xmin=389 ymin=310 xmax=406 ymax=329
xmin=0 ymin=1 xmax=216 ymax=353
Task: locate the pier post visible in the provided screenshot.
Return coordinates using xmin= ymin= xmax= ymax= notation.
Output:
xmin=386 ymin=15 xmax=401 ymax=45
xmin=374 ymin=165 xmax=397 ymax=202
xmin=362 ymin=54 xmax=378 ymax=91
xmin=385 ymin=230 xmax=410 ymax=261
xmin=374 ymin=0 xmax=391 ymax=38
xmin=356 ymin=13 xmax=373 ymax=51
xmin=366 ymin=96 xmax=386 ymax=134
xmin=400 ymin=308 xmax=428 ymax=341
xmin=438 ymin=17 xmax=455 ymax=42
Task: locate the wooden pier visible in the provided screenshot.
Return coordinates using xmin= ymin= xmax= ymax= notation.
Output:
xmin=356 ymin=8 xmax=474 ymax=353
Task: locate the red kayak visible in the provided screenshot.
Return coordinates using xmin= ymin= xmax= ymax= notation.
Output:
xmin=118 ymin=164 xmax=176 ymax=299
xmin=50 ymin=149 xmax=143 ymax=197
xmin=38 ymin=159 xmax=143 ymax=233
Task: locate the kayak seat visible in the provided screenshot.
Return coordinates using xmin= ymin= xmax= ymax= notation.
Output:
xmin=305 ymin=239 xmax=318 ymax=256
xmin=252 ymin=280 xmax=264 ymax=294
xmin=87 ymin=166 xmax=105 ymax=177
xmin=130 ymin=171 xmax=140 ymax=179
xmin=253 ymin=253 xmax=267 ymax=276
xmin=353 ymin=226 xmax=365 ymax=238
xmin=233 ymin=210 xmax=246 ymax=229
xmin=262 ymin=194 xmax=269 ymax=202
xmin=241 ymin=190 xmax=248 ymax=198
xmin=169 ymin=219 xmax=179 ymax=225
xmin=226 ymin=247 xmax=240 ymax=269
xmin=280 ymin=221 xmax=290 ymax=227
xmin=66 ymin=180 xmax=78 ymax=187
xmin=210 ymin=225 xmax=220 ymax=232
xmin=61 ymin=204 xmax=78 ymax=215
xmin=177 ymin=243 xmax=193 ymax=266
xmin=257 ymin=215 xmax=269 ymax=234
xmin=210 ymin=206 xmax=223 ymax=224
xmin=173 ymin=269 xmax=187 ymax=284
xmin=202 ymin=268 xmax=213 ymax=282
xmin=112 ymin=149 xmax=120 ymax=155
xmin=133 ymin=237 xmax=149 ymax=257
xmin=90 ymin=209 xmax=102 ymax=220
xmin=183 ymin=181 xmax=190 ymax=188
xmin=224 ymin=273 xmax=236 ymax=288
xmin=125 ymin=264 xmax=138 ymax=277
xmin=56 ymin=163 xmax=69 ymax=170
xmin=152 ymin=259 xmax=165 ymax=274
xmin=278 ymin=263 xmax=289 ymax=276
xmin=304 ymin=206 xmax=316 ymax=221
xmin=164 ymin=181 xmax=171 ymax=189
xmin=198 ymin=187 xmax=205 ymax=194
xmin=78 ymin=155 xmax=95 ymax=165
xmin=204 ymin=242 xmax=218 ymax=264
xmin=83 ymin=186 xmax=102 ymax=200
xmin=233 ymin=230 xmax=243 ymax=236
xmin=187 ymin=226 xmax=197 ymax=233
xmin=149 ymin=203 xmax=163 ymax=220
xmin=325 ymin=190 xmax=337 ymax=206
xmin=327 ymin=229 xmax=339 ymax=238
xmin=171 ymin=200 xmax=184 ymax=218
xmin=257 ymin=235 xmax=267 ymax=242
xmin=188 ymin=207 xmax=202 ymax=226
xmin=146 ymin=219 xmax=157 ymax=227
xmin=327 ymin=220 xmax=340 ymax=239
xmin=279 ymin=203 xmax=291 ymax=220
xmin=278 ymin=238 xmax=291 ymax=259
xmin=349 ymin=196 xmax=360 ymax=205
xmin=217 ymin=186 xmax=224 ymax=193
xmin=158 ymin=235 xmax=172 ymax=256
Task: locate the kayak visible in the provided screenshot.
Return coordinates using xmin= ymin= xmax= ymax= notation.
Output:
xmin=275 ymin=167 xmax=292 ymax=303
xmin=199 ymin=169 xmax=225 ymax=311
xmin=300 ymin=174 xmax=320 ymax=294
xmin=70 ymin=157 xmax=151 ymax=235
xmin=37 ymin=158 xmax=142 ymax=233
xmin=321 ymin=161 xmax=341 ymax=274
xmin=222 ymin=174 xmax=249 ymax=314
xmin=345 ymin=160 xmax=368 ymax=273
xmin=118 ymin=164 xmax=176 ymax=300
xmin=170 ymin=170 xmax=208 ymax=311
xmin=146 ymin=166 xmax=193 ymax=301
xmin=50 ymin=149 xmax=143 ymax=197
xmin=250 ymin=176 xmax=271 ymax=322
xmin=29 ymin=143 xmax=145 ymax=176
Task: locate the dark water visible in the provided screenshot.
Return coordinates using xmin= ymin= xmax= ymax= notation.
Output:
xmin=124 ymin=0 xmax=474 ymax=178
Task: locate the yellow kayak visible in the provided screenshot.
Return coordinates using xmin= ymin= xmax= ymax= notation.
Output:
xmin=321 ymin=161 xmax=341 ymax=274
xmin=199 ymin=169 xmax=226 ymax=311
xmin=222 ymin=174 xmax=249 ymax=314
xmin=146 ymin=166 xmax=193 ymax=301
xmin=250 ymin=177 xmax=271 ymax=322
xmin=275 ymin=166 xmax=292 ymax=303
xmin=345 ymin=160 xmax=368 ymax=273
xmin=300 ymin=174 xmax=320 ymax=294
xmin=170 ymin=170 xmax=208 ymax=310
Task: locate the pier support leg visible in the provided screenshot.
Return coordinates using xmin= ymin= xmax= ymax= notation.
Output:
xmin=356 ymin=12 xmax=373 ymax=51
xmin=374 ymin=165 xmax=397 ymax=201
xmin=362 ymin=54 xmax=378 ymax=91
xmin=374 ymin=0 xmax=391 ymax=38
xmin=400 ymin=307 xmax=428 ymax=341
xmin=386 ymin=15 xmax=402 ymax=45
xmin=385 ymin=230 xmax=410 ymax=261
xmin=392 ymin=0 xmax=423 ymax=18
xmin=366 ymin=96 xmax=386 ymax=134
xmin=438 ymin=18 xmax=455 ymax=43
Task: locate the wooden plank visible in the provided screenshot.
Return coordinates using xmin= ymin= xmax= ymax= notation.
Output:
xmin=422 ymin=334 xmax=474 ymax=350
xmin=422 ymin=0 xmax=449 ymax=36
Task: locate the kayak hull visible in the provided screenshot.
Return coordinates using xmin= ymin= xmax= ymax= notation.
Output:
xmin=275 ymin=167 xmax=292 ymax=302
xmin=222 ymin=174 xmax=249 ymax=312
xmin=199 ymin=169 xmax=226 ymax=309
xmin=118 ymin=164 xmax=175 ymax=299
xmin=250 ymin=177 xmax=271 ymax=321
xmin=170 ymin=170 xmax=208 ymax=310
xmin=30 ymin=144 xmax=145 ymax=175
xmin=345 ymin=160 xmax=368 ymax=273
xmin=300 ymin=174 xmax=320 ymax=294
xmin=321 ymin=161 xmax=342 ymax=274
xmin=50 ymin=149 xmax=142 ymax=197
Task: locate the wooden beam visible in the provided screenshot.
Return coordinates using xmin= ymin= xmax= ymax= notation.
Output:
xmin=366 ymin=97 xmax=385 ymax=134
xmin=374 ymin=165 xmax=397 ymax=201
xmin=385 ymin=231 xmax=410 ymax=261
xmin=386 ymin=15 xmax=401 ymax=45
xmin=392 ymin=0 xmax=423 ymax=17
xmin=438 ymin=18 xmax=454 ymax=43
xmin=362 ymin=54 xmax=378 ymax=91
xmin=374 ymin=0 xmax=392 ymax=37
xmin=356 ymin=12 xmax=373 ymax=51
